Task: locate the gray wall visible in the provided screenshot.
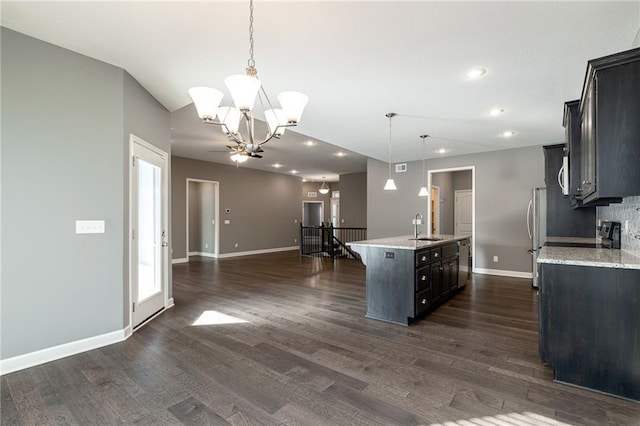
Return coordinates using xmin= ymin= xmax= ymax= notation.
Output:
xmin=368 ymin=145 xmax=545 ymax=274
xmin=453 ymin=170 xmax=473 ymax=191
xmin=339 ymin=172 xmax=367 ymax=227
xmin=1 ymin=28 xmax=170 ymax=360
xmin=172 ymin=156 xmax=302 ymax=258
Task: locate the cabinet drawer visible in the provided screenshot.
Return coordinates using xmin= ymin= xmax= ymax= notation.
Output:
xmin=415 ymin=289 xmax=431 ymax=317
xmin=442 ymin=243 xmax=458 ymax=259
xmin=415 ymin=266 xmax=430 ymax=292
xmin=415 ymin=250 xmax=430 ymax=268
xmin=430 ymin=247 xmax=442 ymax=261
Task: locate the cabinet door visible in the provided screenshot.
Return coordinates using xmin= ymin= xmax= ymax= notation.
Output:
xmin=580 ymin=80 xmax=596 ymax=199
xmin=430 ymin=261 xmax=443 ymax=301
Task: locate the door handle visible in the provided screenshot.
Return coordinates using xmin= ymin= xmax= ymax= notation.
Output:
xmin=161 ymin=242 xmax=168 ymax=247
xmin=526 ymin=200 xmax=533 ymax=239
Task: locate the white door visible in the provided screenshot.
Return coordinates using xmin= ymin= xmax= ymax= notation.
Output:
xmin=331 ymin=198 xmax=340 ymax=227
xmin=455 ymin=190 xmax=473 ymax=236
xmin=131 ymin=136 xmax=168 ymax=328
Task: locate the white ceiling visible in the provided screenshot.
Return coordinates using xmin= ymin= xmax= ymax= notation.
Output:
xmin=2 ymin=1 xmax=639 ymax=181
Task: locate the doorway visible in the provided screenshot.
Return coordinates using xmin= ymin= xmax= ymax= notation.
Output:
xmin=302 ymin=201 xmax=324 ymax=226
xmin=428 ymin=166 xmax=475 ymax=272
xmin=330 ymin=198 xmax=340 ymax=228
xmin=430 ymin=186 xmax=440 ymax=235
xmin=129 ymin=135 xmax=169 ymax=329
xmin=186 ymin=179 xmax=219 ymax=259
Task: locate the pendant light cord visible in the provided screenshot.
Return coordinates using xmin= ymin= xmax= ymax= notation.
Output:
xmin=386 ymin=113 xmax=396 ymax=178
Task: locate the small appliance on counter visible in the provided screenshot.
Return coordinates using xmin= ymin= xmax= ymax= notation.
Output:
xmin=599 ymin=221 xmax=621 ymax=249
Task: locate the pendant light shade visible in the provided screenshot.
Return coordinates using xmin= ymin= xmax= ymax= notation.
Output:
xmin=224 ymin=74 xmax=262 ymax=112
xmin=189 ymin=87 xmax=224 ymax=121
xmin=418 ymin=186 xmax=429 ymax=197
xmin=384 ymin=179 xmax=398 ymax=191
xmin=278 ymin=91 xmax=309 ymax=124
xmin=384 ymin=112 xmax=397 ymax=191
xmin=217 ymin=106 xmax=242 ymax=135
xmin=264 ymin=109 xmax=287 ymax=136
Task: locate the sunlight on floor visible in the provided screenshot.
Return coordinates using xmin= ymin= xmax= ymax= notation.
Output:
xmin=430 ymin=411 xmax=572 ymax=426
xmin=192 ymin=310 xmax=249 ymax=326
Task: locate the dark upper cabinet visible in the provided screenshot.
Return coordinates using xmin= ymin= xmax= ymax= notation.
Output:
xmin=544 ymin=145 xmax=595 ymax=237
xmin=578 ymin=47 xmax=640 ymax=204
xmin=563 ymin=100 xmax=582 ymax=200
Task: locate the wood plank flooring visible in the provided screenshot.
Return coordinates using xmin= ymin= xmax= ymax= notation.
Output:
xmin=3 ymin=251 xmax=640 ymax=425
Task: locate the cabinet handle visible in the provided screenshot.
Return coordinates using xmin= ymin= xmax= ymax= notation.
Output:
xmin=421 ymin=299 xmax=427 ymax=305
xmin=440 ymin=267 xmax=444 ymax=271
xmin=576 ymin=187 xmax=582 ymax=192
xmin=582 ymin=180 xmax=591 ymax=185
xmin=421 ymin=275 xmax=427 ymax=281
xmin=434 ymin=253 xmax=439 ymax=258
xmin=421 ymin=256 xmax=427 ymax=261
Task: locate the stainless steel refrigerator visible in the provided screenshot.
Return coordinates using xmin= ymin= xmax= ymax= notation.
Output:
xmin=527 ymin=187 xmax=546 ymax=288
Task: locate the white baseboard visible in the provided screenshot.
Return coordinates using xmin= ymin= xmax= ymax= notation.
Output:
xmin=0 ymin=328 xmax=128 ymax=376
xmin=167 ymin=297 xmax=175 ymax=308
xmin=189 ymin=251 xmax=216 ymax=258
xmin=172 ymin=257 xmax=188 ymax=264
xmin=474 ymin=268 xmax=533 ymax=279
xmin=217 ymin=246 xmax=298 ymax=259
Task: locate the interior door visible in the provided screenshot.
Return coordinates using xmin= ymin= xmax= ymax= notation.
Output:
xmin=131 ymin=137 xmax=168 ymax=328
xmin=454 ymin=190 xmax=473 ymax=236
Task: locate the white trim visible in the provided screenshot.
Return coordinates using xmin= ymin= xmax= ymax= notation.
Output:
xmin=172 ymin=257 xmax=188 ymax=264
xmin=167 ymin=297 xmax=175 ymax=308
xmin=188 ymin=251 xmax=216 ymax=258
xmin=474 ymin=268 xmax=533 ymax=279
xmin=217 ymin=246 xmax=298 ymax=259
xmin=1 ymin=328 xmax=128 ymax=376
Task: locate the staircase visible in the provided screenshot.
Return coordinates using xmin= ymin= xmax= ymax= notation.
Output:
xmin=299 ymin=224 xmax=366 ymax=260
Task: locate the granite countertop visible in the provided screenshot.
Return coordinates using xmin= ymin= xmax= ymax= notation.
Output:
xmin=347 ymin=234 xmax=470 ymax=250
xmin=537 ymin=246 xmax=640 ymax=270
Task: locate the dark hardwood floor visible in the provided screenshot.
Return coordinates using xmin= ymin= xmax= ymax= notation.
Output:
xmin=3 ymin=252 xmax=639 ymax=425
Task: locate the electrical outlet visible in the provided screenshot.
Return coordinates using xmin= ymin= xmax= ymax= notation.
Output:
xmin=493 ymin=255 xmax=499 ymax=262
xmin=234 ymin=243 xmax=238 ymax=248
xmin=294 ymin=219 xmax=298 ymax=223
xmin=294 ymin=238 xmax=297 ymax=243
xmin=76 ymin=220 xmax=105 ymax=234
xmin=205 ymin=243 xmax=208 ymax=249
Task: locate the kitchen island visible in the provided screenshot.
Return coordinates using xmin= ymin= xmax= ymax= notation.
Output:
xmin=537 ymin=246 xmax=640 ymax=401
xmin=348 ymin=235 xmax=470 ymax=325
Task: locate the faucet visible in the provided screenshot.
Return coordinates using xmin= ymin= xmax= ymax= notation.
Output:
xmin=414 ymin=213 xmax=424 ymax=239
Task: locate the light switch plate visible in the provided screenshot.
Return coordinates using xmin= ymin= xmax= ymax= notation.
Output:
xmin=224 ymin=219 xmax=230 ymax=225
xmin=76 ymin=220 xmax=105 ymax=234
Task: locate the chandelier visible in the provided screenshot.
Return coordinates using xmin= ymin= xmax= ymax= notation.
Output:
xmin=188 ymin=0 xmax=308 ymax=162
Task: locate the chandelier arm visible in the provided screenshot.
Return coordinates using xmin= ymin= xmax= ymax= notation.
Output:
xmin=243 ymin=111 xmax=255 ymax=146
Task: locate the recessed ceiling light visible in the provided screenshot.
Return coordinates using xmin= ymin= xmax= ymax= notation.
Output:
xmin=291 ymin=170 xmax=298 ymax=174
xmin=304 ymin=141 xmax=315 ymax=146
xmin=436 ymin=148 xmax=450 ymax=154
xmin=272 ymin=163 xmax=282 ymax=168
xmin=335 ymin=152 xmax=346 ymax=157
xmin=500 ymin=131 xmax=516 ymax=137
xmin=465 ymin=67 xmax=486 ymax=79
xmin=488 ymin=108 xmax=505 ymax=116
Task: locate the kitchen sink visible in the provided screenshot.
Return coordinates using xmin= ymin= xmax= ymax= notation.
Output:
xmin=409 ymin=237 xmax=443 ymax=241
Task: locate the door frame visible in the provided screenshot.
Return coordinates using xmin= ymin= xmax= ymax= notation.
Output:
xmin=302 ymin=201 xmax=324 ymax=226
xmin=186 ymin=178 xmax=220 ymax=259
xmin=430 ymin=185 xmax=441 ymax=235
xmin=428 ymin=166 xmax=476 ymax=272
xmin=128 ymin=134 xmax=170 ymax=332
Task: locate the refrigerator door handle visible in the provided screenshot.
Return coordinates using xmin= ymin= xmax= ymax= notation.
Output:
xmin=526 ymin=199 xmax=533 ymax=239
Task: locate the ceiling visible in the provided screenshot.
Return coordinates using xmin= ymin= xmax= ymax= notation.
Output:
xmin=2 ymin=1 xmax=639 ymax=181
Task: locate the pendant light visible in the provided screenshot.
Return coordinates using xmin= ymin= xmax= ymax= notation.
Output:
xmin=384 ymin=113 xmax=397 ymax=191
xmin=418 ymin=134 xmax=429 ymax=197
xmin=319 ymin=177 xmax=330 ymax=194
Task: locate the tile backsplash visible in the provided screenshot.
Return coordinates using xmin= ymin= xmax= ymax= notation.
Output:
xmin=597 ymin=195 xmax=640 ymax=257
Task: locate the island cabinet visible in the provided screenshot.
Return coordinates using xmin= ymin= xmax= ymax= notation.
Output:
xmin=353 ymin=239 xmax=462 ymax=326
xmin=538 ymin=262 xmax=640 ymax=401
xmin=578 ymin=47 xmax=640 ymax=204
